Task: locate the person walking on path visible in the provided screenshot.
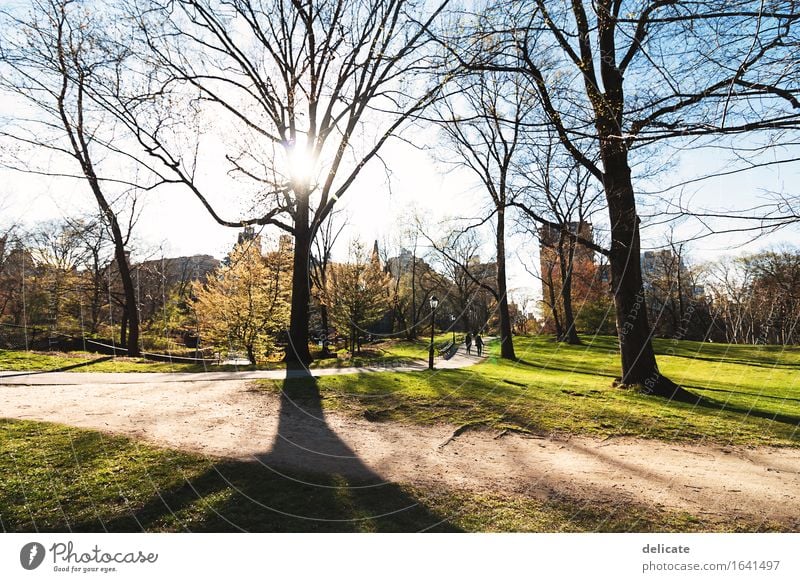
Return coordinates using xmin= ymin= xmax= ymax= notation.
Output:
xmin=465 ymin=332 xmax=472 ymax=355
xmin=475 ymin=334 xmax=484 ymax=357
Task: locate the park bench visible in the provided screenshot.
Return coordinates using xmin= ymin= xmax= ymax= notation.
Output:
xmin=437 ymin=340 xmax=458 ymax=360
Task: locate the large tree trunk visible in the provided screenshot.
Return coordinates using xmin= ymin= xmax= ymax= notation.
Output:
xmin=111 ymin=229 xmax=139 ymax=357
xmin=544 ymin=264 xmax=563 ymax=339
xmin=558 ymin=234 xmax=581 ymax=345
xmin=496 ymin=208 xmax=516 ymax=359
xmin=602 ymin=144 xmax=690 ymax=399
xmin=592 ymin=9 xmax=692 ymax=401
xmin=95 ymin=197 xmax=140 ymax=357
xmin=76 ymin=167 xmax=139 ymax=356
xmin=286 ymin=194 xmax=313 ymax=366
xmin=57 ymin=53 xmax=140 ymax=356
xmin=79 ymin=159 xmax=139 ymax=356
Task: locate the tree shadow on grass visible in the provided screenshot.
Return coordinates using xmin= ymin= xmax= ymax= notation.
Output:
xmin=71 ymin=368 xmax=460 ymax=532
xmin=689 ymin=393 xmax=800 ymax=430
xmin=652 ymin=340 xmax=800 ymax=369
xmin=510 ymin=358 xmax=618 ymax=379
xmin=684 ymin=384 xmax=800 ymax=404
xmin=0 ymin=356 xmax=114 ymax=377
xmin=654 ymin=351 xmax=800 ymax=370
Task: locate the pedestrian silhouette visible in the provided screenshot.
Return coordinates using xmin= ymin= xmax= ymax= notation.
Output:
xmin=475 ymin=334 xmax=484 ymax=357
xmin=464 ymin=332 xmax=472 ymax=355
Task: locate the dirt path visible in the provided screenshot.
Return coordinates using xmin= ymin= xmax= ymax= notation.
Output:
xmin=2 ymin=368 xmax=799 ymax=528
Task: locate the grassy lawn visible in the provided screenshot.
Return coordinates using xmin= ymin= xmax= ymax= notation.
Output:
xmin=366 ymin=333 xmax=459 ymax=360
xmin=0 ymin=342 xmax=423 ymax=373
xmin=0 ymin=349 xmax=219 ymax=373
xmin=258 ymin=335 xmax=800 ymax=447
xmin=0 ymin=350 xmax=104 ymax=372
xmin=0 ymin=418 xmax=774 ymax=532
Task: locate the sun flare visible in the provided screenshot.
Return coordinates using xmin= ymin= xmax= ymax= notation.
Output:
xmin=286 ymin=138 xmax=315 ymax=189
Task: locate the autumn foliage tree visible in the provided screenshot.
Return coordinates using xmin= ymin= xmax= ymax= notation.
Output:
xmin=325 ymin=241 xmax=391 ymax=354
xmin=192 ymin=238 xmax=291 ymax=364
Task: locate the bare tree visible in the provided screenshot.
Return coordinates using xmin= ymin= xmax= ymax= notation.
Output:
xmin=431 ymin=228 xmax=485 ymax=335
xmin=702 ymin=249 xmax=800 ymax=346
xmin=103 ymin=0 xmax=452 ymax=365
xmin=513 ymin=131 xmax=605 ymax=345
xmin=424 ymin=225 xmax=500 ymax=340
xmin=381 ymin=217 xmax=447 ymax=339
xmin=432 ymin=70 xmax=532 ymax=358
xmin=741 ymin=248 xmax=800 ymax=345
xmin=640 ymin=228 xmax=704 ymax=339
xmin=704 ymin=257 xmax=755 ymax=344
xmin=0 ymin=0 xmax=148 ymax=355
xmin=65 ymin=215 xmax=113 ymax=335
xmin=449 ymin=1 xmax=800 ymax=399
xmin=27 ymin=220 xmax=88 ymax=334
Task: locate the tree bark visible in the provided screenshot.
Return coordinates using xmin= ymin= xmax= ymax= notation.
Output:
xmin=602 ymin=144 xmax=690 ymax=398
xmin=558 ymin=233 xmax=581 ymax=344
xmin=286 ymin=194 xmax=313 ymax=366
xmin=120 ymin=304 xmax=128 ymax=348
xmin=593 ymin=5 xmax=690 ymax=400
xmin=543 ymin=262 xmax=563 ymax=339
xmin=496 ymin=208 xmax=516 ymax=359
xmin=104 ymin=210 xmax=139 ymax=357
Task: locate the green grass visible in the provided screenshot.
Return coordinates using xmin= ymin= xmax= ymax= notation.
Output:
xmin=0 ymin=350 xmax=102 ymax=371
xmin=0 ymin=349 xmax=223 ymax=373
xmin=0 ymin=340 xmax=425 ymax=373
xmin=367 ymin=333 xmax=458 ymax=360
xmin=0 ymin=418 xmax=775 ymax=532
xmin=257 ymin=335 xmax=800 ymax=447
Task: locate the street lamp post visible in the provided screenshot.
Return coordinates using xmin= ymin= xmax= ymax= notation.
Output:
xmin=428 ymin=295 xmax=439 ymax=370
xmin=450 ymin=314 xmax=456 ymax=344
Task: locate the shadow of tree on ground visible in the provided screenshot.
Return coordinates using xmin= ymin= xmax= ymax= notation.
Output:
xmin=72 ymin=368 xmax=460 ymax=532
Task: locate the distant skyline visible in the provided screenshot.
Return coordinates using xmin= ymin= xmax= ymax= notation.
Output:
xmin=2 ymin=122 xmax=799 ymax=311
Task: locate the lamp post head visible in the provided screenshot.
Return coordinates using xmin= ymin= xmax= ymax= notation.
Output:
xmin=429 ymin=295 xmax=439 ymax=310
